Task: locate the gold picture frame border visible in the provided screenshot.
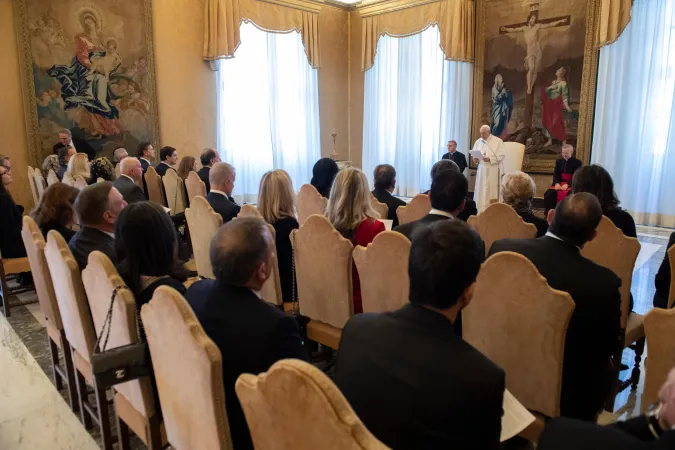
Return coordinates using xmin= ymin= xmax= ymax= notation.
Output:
xmin=13 ymin=0 xmax=161 ymax=168
xmin=471 ymin=0 xmax=600 ymax=173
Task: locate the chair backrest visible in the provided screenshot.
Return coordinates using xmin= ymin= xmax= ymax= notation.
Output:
xmin=114 ymin=164 xmax=121 ymax=180
xmin=297 ymin=184 xmax=327 ymax=226
xmin=185 ymin=196 xmax=223 ymax=279
xmin=369 ymin=194 xmax=389 ymax=221
xmin=141 ymin=286 xmax=232 ymax=450
xmin=62 ymin=172 xmax=75 ymax=186
xmin=82 ymin=251 xmax=155 ymax=418
xmin=395 ymin=194 xmax=431 ymax=226
xmin=27 ymin=165 xmax=39 ymax=206
xmin=581 ymin=216 xmax=641 ymax=328
xmin=163 ymin=169 xmax=186 ymax=215
xmin=642 ymin=308 xmax=675 ymax=412
xmin=467 ymin=203 xmax=537 ymax=255
xmin=463 ymin=252 xmax=575 ymax=417
xmin=34 ymin=168 xmax=47 ymax=199
xmin=502 ymin=142 xmax=526 ymax=174
xmin=144 ymin=166 xmax=166 ymax=206
xmin=74 ymin=175 xmax=87 ymax=190
xmin=668 ymin=246 xmax=675 ymax=309
xmin=47 ymin=169 xmax=59 ymax=186
xmin=96 ymin=177 xmax=105 ymax=184
xmin=353 ymin=231 xmax=410 ymax=313
xmin=21 ymin=216 xmax=63 ymax=331
xmin=186 ymin=171 xmax=207 ymax=205
xmin=237 ymin=204 xmax=264 ymax=219
xmin=236 ymin=359 xmax=388 ymax=450
xmin=44 ymin=230 xmax=96 ymax=361
xmin=291 ymin=215 xmax=353 ymax=328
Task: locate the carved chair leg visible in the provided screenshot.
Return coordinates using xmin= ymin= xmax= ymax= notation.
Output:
xmin=47 ymin=336 xmax=63 ymax=390
xmin=0 ymin=261 xmax=10 ymax=317
xmin=74 ymin=367 xmax=92 ymax=429
xmin=61 ymin=336 xmax=79 ymax=413
xmin=147 ymin=414 xmax=163 ymax=450
xmin=115 ymin=412 xmax=131 ymax=450
xmin=631 ymin=337 xmax=646 ymax=390
xmin=93 ymin=382 xmax=113 ymax=450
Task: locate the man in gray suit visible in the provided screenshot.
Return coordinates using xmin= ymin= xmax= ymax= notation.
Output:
xmin=113 ymin=157 xmax=147 ymax=204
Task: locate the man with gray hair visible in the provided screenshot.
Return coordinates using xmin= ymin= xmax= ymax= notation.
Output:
xmin=113 ymin=147 xmax=129 ymax=165
xmin=185 ymin=217 xmax=307 ymax=449
xmin=206 ymin=162 xmax=240 ymax=224
xmin=112 ymin=157 xmax=146 ymax=204
xmin=52 ymin=128 xmax=95 ymax=161
xmin=472 ymin=124 xmax=506 ymax=213
xmin=544 ymin=143 xmax=582 ymax=214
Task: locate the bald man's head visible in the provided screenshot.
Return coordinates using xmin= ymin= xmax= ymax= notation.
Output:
xmin=210 ymin=217 xmax=273 ymax=289
xmin=548 ymin=192 xmax=603 ymax=247
xmin=121 ymin=157 xmax=143 ymax=183
xmin=210 ymin=162 xmax=236 ymax=196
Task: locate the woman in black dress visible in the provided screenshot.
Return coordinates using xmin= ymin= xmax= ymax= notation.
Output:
xmin=0 ymin=163 xmax=26 ymax=258
xmin=310 ymin=158 xmax=339 ymax=199
xmin=501 ymin=171 xmax=549 ymax=237
xmin=30 ymin=183 xmax=80 ymax=242
xmin=115 ymin=202 xmax=188 ymax=335
xmin=572 ymin=164 xmax=637 ymax=238
xmin=258 ymin=169 xmax=299 ymax=304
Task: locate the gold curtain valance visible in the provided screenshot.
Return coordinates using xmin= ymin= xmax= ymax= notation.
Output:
xmin=204 ymin=0 xmax=322 ymax=68
xmin=361 ymin=0 xmax=474 ymax=72
xmin=598 ymin=0 xmax=633 ymax=47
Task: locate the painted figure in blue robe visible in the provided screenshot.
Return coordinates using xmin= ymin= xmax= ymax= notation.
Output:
xmin=490 ymin=74 xmax=513 ymax=139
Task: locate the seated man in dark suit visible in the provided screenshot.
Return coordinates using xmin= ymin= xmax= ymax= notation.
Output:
xmin=207 ymin=162 xmax=240 ymax=224
xmin=334 ymin=220 xmax=505 ymax=450
xmin=69 ymin=182 xmax=128 ymax=269
xmin=53 ymin=128 xmax=96 ymax=161
xmin=57 ymin=145 xmax=76 ymax=180
xmin=198 ymin=148 xmax=220 ymax=194
xmin=136 ymin=141 xmax=154 ymax=196
xmin=441 ymin=140 xmax=468 ymax=173
xmin=112 ymin=158 xmax=147 ymax=204
xmin=371 ymin=164 xmax=406 ymax=228
xmin=185 ymin=217 xmax=308 ymax=450
xmin=538 ymin=367 xmax=675 ymax=449
xmin=489 ymin=193 xmax=622 ymax=421
xmin=423 ymin=160 xmax=477 ymax=222
xmin=155 ymin=146 xmax=178 ymax=177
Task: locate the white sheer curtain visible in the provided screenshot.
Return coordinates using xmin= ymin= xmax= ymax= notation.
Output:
xmin=216 ymin=22 xmax=321 ymax=204
xmin=362 ymin=25 xmax=473 ymax=197
xmin=592 ymin=0 xmax=675 ymax=227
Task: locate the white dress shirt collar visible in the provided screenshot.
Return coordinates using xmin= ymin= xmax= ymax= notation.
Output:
xmin=140 ymin=157 xmax=151 ymax=164
xmin=121 ymin=173 xmax=134 ymax=182
xmin=429 ymin=209 xmax=453 ymax=219
xmin=210 ymin=189 xmax=229 ymax=198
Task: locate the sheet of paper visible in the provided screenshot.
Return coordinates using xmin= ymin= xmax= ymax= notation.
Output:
xmin=380 ymin=219 xmax=393 ymax=231
xmin=500 ymin=389 xmax=535 ymax=442
xmin=469 ymin=149 xmax=484 ymax=160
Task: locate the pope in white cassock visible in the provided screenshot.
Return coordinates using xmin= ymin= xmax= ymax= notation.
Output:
xmin=472 ymin=125 xmax=506 ymax=212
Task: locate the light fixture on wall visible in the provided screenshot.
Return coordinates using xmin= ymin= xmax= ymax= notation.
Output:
xmin=330 ymin=129 xmax=339 ymax=160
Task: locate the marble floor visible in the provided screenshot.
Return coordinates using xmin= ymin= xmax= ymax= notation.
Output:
xmin=0 ymin=224 xmax=672 ymax=448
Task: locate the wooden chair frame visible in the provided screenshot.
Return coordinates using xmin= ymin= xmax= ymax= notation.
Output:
xmin=0 ymin=256 xmax=34 ymax=317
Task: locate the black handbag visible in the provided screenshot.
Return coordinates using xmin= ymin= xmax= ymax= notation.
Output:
xmin=91 ymin=285 xmax=151 ymax=389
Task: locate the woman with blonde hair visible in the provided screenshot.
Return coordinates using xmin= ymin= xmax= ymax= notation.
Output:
xmin=502 ymin=171 xmax=548 ymax=237
xmin=177 ymin=155 xmax=197 ymax=181
xmin=65 ymin=152 xmax=91 ymax=185
xmin=327 ymin=167 xmax=384 ymax=313
xmin=258 ymin=169 xmax=298 ymax=304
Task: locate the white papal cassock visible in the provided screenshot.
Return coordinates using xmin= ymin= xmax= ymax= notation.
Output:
xmin=473 ymin=134 xmax=506 ymax=212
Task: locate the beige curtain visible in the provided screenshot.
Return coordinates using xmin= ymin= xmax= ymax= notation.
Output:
xmin=361 ymin=0 xmax=474 ymax=72
xmin=598 ymin=0 xmax=633 ymax=47
xmin=204 ymin=0 xmax=321 ymax=68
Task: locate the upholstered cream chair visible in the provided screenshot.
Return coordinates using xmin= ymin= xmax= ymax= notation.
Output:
xmin=502 ymin=142 xmax=526 ymax=174
xmin=141 ymin=286 xmax=233 ymax=450
xmin=467 ymin=203 xmax=537 ymax=255
xmin=236 ymin=206 xmax=283 ymax=307
xmin=44 ymin=231 xmax=114 ymax=449
xmin=62 ymin=171 xmax=75 ymax=186
xmin=21 ymin=217 xmax=77 ymax=410
xmin=642 ymin=308 xmax=675 ymax=412
xmin=291 ymin=215 xmax=353 ymax=349
xmin=236 ymin=359 xmax=388 ymax=450
xmin=82 ymin=251 xmax=164 ymax=449
xmin=186 ymin=171 xmax=207 ymax=205
xmin=464 ymin=252 xmax=574 ymax=440
xmin=370 ymin=194 xmax=389 ymax=221
xmin=27 ymin=165 xmax=39 ymax=206
xmin=145 ymin=166 xmax=166 ymax=206
xmin=47 ymin=169 xmax=59 ymax=186
xmin=668 ymin=246 xmax=675 ymax=309
xmin=353 ymin=231 xmax=410 ymax=313
xmin=0 ymin=254 xmax=32 ymax=317
xmin=185 ymin=196 xmax=223 ymax=279
xmin=297 ymin=184 xmax=327 ymax=226
xmin=74 ymin=175 xmax=88 ymax=190
xmin=163 ymin=169 xmax=187 ymax=215
xmin=34 ymin=167 xmax=47 ymax=200
xmin=581 ymin=216 xmax=642 ymax=409
xmin=395 ymin=194 xmax=431 ymax=226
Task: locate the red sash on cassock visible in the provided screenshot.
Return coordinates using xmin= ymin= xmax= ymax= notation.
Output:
xmin=553 ymin=172 xmax=573 ymax=203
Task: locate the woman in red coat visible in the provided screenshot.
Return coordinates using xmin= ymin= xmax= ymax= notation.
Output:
xmin=327 ymin=167 xmax=385 ymax=314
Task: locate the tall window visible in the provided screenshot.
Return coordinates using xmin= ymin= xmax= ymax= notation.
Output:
xmin=592 ymin=0 xmax=675 ymax=227
xmin=217 ymin=22 xmax=321 ymax=203
xmin=362 ymin=26 xmax=473 ymax=197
